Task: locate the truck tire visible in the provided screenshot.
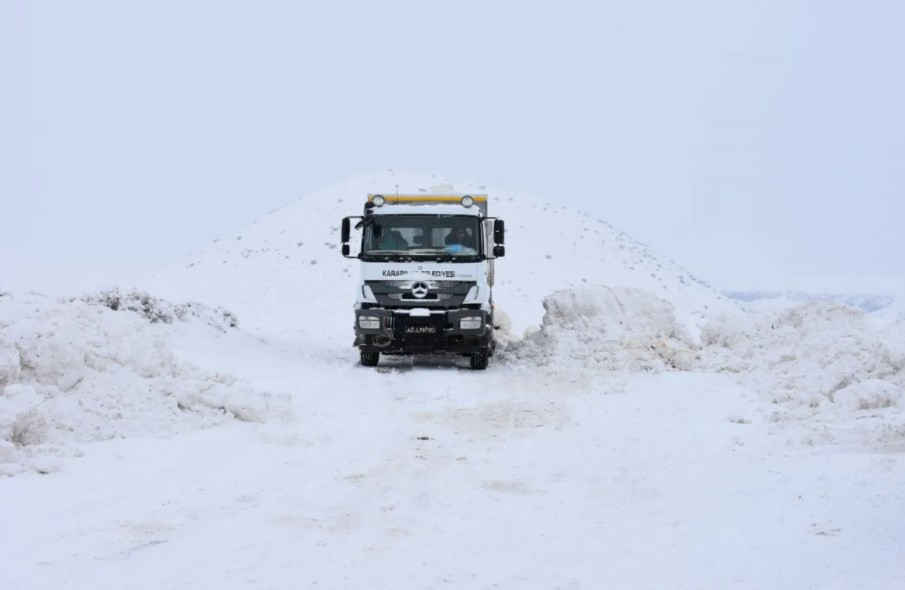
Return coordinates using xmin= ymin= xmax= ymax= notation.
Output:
xmin=360 ymin=351 xmax=380 ymax=366
xmin=470 ymin=349 xmax=489 ymax=370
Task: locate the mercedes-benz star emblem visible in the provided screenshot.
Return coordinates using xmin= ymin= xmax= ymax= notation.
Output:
xmin=411 ymin=282 xmax=429 ymax=299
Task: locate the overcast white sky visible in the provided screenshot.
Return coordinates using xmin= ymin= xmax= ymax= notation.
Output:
xmin=2 ymin=0 xmax=903 ymax=294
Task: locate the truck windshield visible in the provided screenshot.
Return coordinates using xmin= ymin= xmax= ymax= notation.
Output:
xmin=361 ymin=214 xmax=482 ymax=261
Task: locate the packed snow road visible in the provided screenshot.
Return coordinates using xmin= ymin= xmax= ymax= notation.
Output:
xmin=3 ymin=330 xmax=904 ymax=590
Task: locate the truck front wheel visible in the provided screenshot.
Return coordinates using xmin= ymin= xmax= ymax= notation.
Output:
xmin=360 ymin=351 xmax=380 ymax=367
xmin=470 ymin=349 xmax=489 ymax=370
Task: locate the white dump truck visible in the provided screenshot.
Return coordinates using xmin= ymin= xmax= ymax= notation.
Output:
xmin=339 ymin=193 xmax=506 ymax=369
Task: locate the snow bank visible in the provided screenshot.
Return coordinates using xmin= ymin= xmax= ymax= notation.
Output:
xmin=700 ymin=302 xmax=905 ymax=446
xmin=501 ymin=287 xmax=905 ymax=448
xmin=501 ymin=286 xmax=697 ymax=372
xmin=0 ymin=294 xmax=290 ymax=475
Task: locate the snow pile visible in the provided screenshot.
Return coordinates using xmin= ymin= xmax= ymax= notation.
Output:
xmin=0 ymin=294 xmax=290 ymax=475
xmin=79 ymin=288 xmax=239 ymax=330
xmin=700 ymin=302 xmax=905 ymax=446
xmin=502 ymin=286 xmax=698 ymax=372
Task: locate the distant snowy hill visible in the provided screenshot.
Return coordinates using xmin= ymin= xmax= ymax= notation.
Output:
xmin=147 ymin=171 xmax=735 ymax=340
xmin=725 ymin=289 xmax=895 ymax=313
xmin=871 ymin=297 xmax=905 ymax=323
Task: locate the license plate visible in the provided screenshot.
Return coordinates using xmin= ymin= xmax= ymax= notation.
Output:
xmin=405 ymin=325 xmax=436 ymax=334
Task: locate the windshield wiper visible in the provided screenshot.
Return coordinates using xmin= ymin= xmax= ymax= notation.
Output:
xmin=361 ymin=252 xmax=411 ymax=262
xmin=429 ymin=255 xmax=482 ymax=263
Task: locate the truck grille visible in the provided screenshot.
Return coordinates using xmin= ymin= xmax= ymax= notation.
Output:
xmin=367 ymin=279 xmax=474 ymax=309
xmin=387 ymin=293 xmax=452 ymax=301
xmin=380 ymin=280 xmax=463 ymax=289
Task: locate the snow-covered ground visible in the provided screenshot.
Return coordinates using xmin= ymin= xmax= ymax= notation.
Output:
xmin=3 ymin=172 xmax=904 ymax=588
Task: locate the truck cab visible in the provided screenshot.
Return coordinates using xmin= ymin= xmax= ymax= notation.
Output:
xmin=340 ymin=194 xmax=505 ymax=369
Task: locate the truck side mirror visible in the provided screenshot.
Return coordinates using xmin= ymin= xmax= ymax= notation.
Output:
xmin=494 ymin=219 xmax=505 ymax=244
xmin=342 ymin=244 xmax=350 ymax=256
xmin=341 ymin=218 xmax=350 ymax=243
xmin=493 ymin=245 xmax=505 ymax=257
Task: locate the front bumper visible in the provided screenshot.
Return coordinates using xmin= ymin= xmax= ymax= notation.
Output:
xmin=354 ymin=308 xmax=492 ymax=354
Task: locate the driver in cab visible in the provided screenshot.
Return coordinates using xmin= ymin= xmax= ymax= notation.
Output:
xmin=444 ymin=227 xmax=475 ymax=252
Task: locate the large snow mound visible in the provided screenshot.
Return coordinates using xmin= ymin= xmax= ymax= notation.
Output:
xmin=0 ymin=294 xmax=290 ymax=476
xmin=147 ymin=170 xmax=735 ymax=340
xmin=699 ymin=302 xmax=905 ymax=446
xmin=502 ymin=286 xmax=698 ymax=372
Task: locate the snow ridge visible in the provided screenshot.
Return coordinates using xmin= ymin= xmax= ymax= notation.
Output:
xmin=79 ymin=288 xmax=239 ymax=330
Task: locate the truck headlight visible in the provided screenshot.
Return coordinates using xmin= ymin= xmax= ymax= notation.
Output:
xmin=459 ymin=316 xmax=482 ymax=330
xmin=359 ymin=316 xmax=380 ymax=329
